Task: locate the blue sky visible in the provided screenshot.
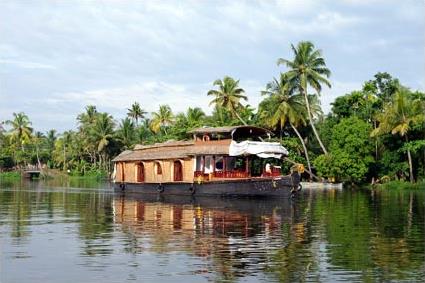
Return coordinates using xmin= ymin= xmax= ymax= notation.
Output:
xmin=0 ymin=0 xmax=424 ymax=132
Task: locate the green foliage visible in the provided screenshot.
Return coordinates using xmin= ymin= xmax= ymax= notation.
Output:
xmin=314 ymin=150 xmax=369 ymax=182
xmin=375 ymin=180 xmax=425 ymax=190
xmin=207 ymin=76 xmax=248 ymax=125
xmin=330 ymin=116 xmax=373 ymax=157
xmin=314 ymin=117 xmax=373 ymax=182
xmin=0 ymin=172 xmax=21 ymax=179
xmin=0 ymin=43 xmax=424 ymax=185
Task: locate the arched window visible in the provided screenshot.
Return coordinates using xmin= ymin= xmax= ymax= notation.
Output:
xmin=155 ymin=162 xmax=162 ymax=175
xmin=173 ymin=160 xmax=183 ymax=181
xmin=136 ymin=162 xmax=144 ymax=182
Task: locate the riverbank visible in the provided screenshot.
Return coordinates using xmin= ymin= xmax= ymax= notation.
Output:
xmin=373 ymin=180 xmax=425 ymax=190
xmin=0 ymin=172 xmax=21 ymax=180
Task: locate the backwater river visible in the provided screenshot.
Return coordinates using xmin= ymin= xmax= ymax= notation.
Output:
xmin=0 ymin=178 xmax=424 ymax=282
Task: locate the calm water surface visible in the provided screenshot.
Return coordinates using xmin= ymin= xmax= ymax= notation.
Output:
xmin=0 ymin=179 xmax=424 ymax=283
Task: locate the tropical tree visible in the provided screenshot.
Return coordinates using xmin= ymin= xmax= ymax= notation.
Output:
xmin=91 ymin=113 xmax=115 ymax=170
xmin=63 ymin=131 xmax=74 ymax=170
xmin=32 ymin=131 xmax=44 ymax=168
xmin=77 ymin=105 xmax=98 ymax=129
xmin=186 ymin=107 xmax=206 ymax=128
xmin=207 ymin=76 xmax=248 ymax=125
xmin=278 ymin=41 xmax=331 ymax=154
xmin=150 ymin=105 xmax=174 ymax=134
xmin=5 ymin=112 xmax=33 ymax=151
xmin=127 ymin=102 xmax=146 ymax=125
xmin=117 ymin=118 xmax=136 ymax=149
xmin=371 ymin=88 xmax=424 ymax=182
xmin=260 ymin=75 xmax=313 ymax=178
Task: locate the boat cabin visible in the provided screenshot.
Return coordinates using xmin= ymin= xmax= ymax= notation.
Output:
xmin=112 ymin=126 xmax=288 ymax=184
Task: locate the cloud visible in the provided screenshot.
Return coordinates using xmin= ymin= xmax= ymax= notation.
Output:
xmin=47 ymin=80 xmax=212 ymax=118
xmin=0 ymin=0 xmax=423 ymax=132
xmin=0 ymin=59 xmax=56 ymax=70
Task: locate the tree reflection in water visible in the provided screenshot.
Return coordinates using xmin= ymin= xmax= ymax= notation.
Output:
xmin=0 ymin=179 xmax=424 ymax=282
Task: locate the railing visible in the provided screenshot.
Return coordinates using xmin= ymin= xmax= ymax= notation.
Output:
xmin=213 ymin=171 xmax=249 ymax=178
xmin=194 ymin=170 xmax=249 ymax=179
xmin=262 ymin=167 xmax=281 ymax=177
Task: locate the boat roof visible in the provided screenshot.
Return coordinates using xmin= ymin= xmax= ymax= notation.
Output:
xmin=112 ymin=140 xmax=230 ymax=162
xmin=189 ymin=125 xmax=271 ymax=138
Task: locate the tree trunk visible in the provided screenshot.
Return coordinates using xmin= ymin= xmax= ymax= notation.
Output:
xmin=36 ymin=144 xmax=41 ymax=169
xmin=284 ymin=157 xmax=320 ymax=181
xmin=405 ymin=135 xmax=414 ymax=182
xmin=290 ymin=123 xmax=312 ymax=181
xmin=234 ymin=110 xmax=248 ymax=126
xmin=63 ymin=144 xmax=66 ymax=171
xmin=374 ymin=120 xmax=378 ymax=161
xmin=301 ymin=86 xmax=328 ymax=155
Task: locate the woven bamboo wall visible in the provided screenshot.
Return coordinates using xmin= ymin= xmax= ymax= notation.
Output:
xmin=115 ymin=162 xmax=125 ymax=182
xmin=118 ymin=158 xmax=195 ymax=183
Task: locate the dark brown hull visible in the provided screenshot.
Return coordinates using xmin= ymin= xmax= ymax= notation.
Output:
xmin=114 ymin=173 xmax=301 ymax=198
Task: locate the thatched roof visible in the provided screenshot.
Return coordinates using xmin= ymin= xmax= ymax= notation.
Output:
xmin=188 ymin=126 xmax=236 ymax=134
xmin=134 ymin=140 xmax=193 ymax=150
xmin=189 ymin=126 xmax=271 ymax=140
xmin=112 ymin=140 xmax=231 ymax=162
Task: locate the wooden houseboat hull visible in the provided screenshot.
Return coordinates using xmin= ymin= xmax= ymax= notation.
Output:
xmin=114 ymin=173 xmax=301 ymax=198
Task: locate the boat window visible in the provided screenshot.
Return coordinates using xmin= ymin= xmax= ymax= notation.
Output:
xmin=215 ymin=157 xmax=223 ymax=170
xmin=227 ymin=157 xmax=236 ymax=170
xmin=155 ymin=162 xmax=162 ymax=175
xmin=205 ymin=156 xmax=213 ymax=173
xmin=195 ymin=156 xmax=202 ymax=171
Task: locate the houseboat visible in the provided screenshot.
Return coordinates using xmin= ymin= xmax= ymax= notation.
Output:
xmin=112 ymin=126 xmax=302 ymax=197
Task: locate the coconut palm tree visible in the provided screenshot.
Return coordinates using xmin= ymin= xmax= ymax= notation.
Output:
xmin=186 ymin=107 xmax=206 ymax=128
xmin=91 ymin=113 xmax=115 ymax=170
xmin=277 ymin=41 xmax=331 ymax=154
xmin=61 ymin=130 xmax=74 ymax=171
xmin=117 ymin=118 xmax=135 ymax=149
xmin=5 ymin=112 xmax=33 ymax=151
xmin=77 ymin=105 xmax=97 ymax=129
xmin=150 ymin=105 xmax=174 ymax=134
xmin=127 ymin=102 xmax=146 ymax=125
xmin=33 ymin=131 xmax=44 ymax=168
xmin=207 ymin=76 xmax=248 ymax=125
xmin=260 ymin=76 xmax=313 ymax=178
xmin=371 ymin=88 xmax=424 ymax=182
xmin=46 ymin=129 xmax=57 ymax=153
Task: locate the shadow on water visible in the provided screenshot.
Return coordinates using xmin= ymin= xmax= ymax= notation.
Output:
xmin=0 ymin=179 xmax=424 ymax=282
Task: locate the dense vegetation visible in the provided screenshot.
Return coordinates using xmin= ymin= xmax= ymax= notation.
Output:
xmin=1 ymin=41 xmax=424 ymax=184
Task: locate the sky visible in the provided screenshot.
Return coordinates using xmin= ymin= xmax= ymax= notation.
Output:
xmin=0 ymin=0 xmax=424 ymax=132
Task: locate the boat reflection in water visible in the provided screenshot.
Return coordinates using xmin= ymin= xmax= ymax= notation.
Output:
xmin=112 ymin=194 xmax=312 ymax=281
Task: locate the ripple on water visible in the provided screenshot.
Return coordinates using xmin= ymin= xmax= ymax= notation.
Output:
xmin=0 ymin=183 xmax=424 ymax=283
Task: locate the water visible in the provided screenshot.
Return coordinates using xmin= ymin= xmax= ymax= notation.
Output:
xmin=1 ymin=179 xmax=424 ymax=283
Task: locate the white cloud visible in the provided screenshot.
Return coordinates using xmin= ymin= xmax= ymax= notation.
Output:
xmin=51 ymin=81 xmax=212 ymax=117
xmin=0 ymin=0 xmax=423 ymax=131
xmin=0 ymin=59 xmax=56 ymax=70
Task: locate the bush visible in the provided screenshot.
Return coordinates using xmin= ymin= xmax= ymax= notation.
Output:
xmin=314 ymin=149 xmax=369 ymax=183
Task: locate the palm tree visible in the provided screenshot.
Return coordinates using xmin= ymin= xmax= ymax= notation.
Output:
xmin=46 ymin=129 xmax=57 ymax=152
xmin=117 ymin=118 xmax=135 ymax=149
xmin=127 ymin=102 xmax=146 ymax=125
xmin=207 ymin=76 xmax=248 ymax=125
xmin=61 ymin=130 xmax=73 ymax=171
xmin=277 ymin=41 xmax=331 ymax=154
xmin=150 ymin=105 xmax=174 ymax=134
xmin=186 ymin=107 xmax=206 ymax=128
xmin=33 ymin=131 xmax=44 ymax=168
xmin=371 ymin=88 xmax=424 ymax=182
xmin=5 ymin=112 xmax=33 ymax=151
xmin=91 ymin=113 xmax=115 ymax=170
xmin=77 ymin=105 xmax=97 ymax=129
xmin=260 ymin=76 xmax=313 ymax=178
